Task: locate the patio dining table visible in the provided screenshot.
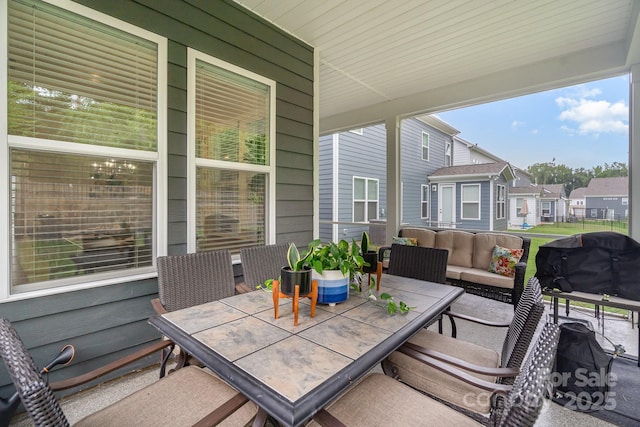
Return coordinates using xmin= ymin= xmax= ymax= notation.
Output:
xmin=148 ymin=273 xmax=464 ymax=427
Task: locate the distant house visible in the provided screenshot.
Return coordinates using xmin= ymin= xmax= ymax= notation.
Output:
xmin=585 ymin=177 xmax=629 ymax=220
xmin=539 ymin=184 xmax=568 ymax=223
xmin=568 ymin=187 xmax=588 ymax=218
xmin=508 ymin=186 xmax=540 ymax=228
xmin=452 ymin=136 xmax=503 ymax=165
xmin=508 ymin=168 xmax=568 ymax=227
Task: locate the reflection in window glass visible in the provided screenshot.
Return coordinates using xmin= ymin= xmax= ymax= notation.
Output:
xmin=11 ymin=150 xmax=154 ymax=287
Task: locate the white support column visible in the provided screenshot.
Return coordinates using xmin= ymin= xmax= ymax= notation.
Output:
xmin=385 ymin=117 xmax=401 ymax=243
xmin=630 ymin=64 xmax=640 ymax=240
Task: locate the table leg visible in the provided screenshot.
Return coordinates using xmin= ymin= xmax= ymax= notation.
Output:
xmin=553 ymin=296 xmax=559 ymax=323
xmin=273 ymin=280 xmax=280 ymax=319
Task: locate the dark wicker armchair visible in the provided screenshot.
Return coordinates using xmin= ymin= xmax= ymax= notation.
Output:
xmin=240 ymin=243 xmax=290 ymax=291
xmin=386 ymin=244 xmax=448 ymax=284
xmin=0 ymin=318 xmax=258 ymax=427
xmin=381 ymin=277 xmax=545 ymax=423
xmin=310 ymin=322 xmax=559 ymax=427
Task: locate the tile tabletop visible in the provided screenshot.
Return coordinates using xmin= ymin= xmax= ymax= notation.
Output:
xmin=150 ymin=274 xmax=463 ymax=427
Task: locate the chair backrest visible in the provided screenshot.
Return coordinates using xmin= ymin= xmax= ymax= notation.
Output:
xmin=493 ymin=322 xmax=560 ymax=427
xmin=387 ymin=244 xmax=449 ymax=284
xmin=157 ymin=250 xmax=235 ymax=312
xmin=499 ymin=277 xmax=545 ymax=381
xmin=240 ymin=243 xmax=290 ymax=290
xmin=0 ymin=318 xmax=70 ymax=427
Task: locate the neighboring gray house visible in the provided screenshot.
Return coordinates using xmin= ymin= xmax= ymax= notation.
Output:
xmin=318 ymin=116 xmax=459 ymax=242
xmin=1 ymin=0 xmax=314 ymax=399
xmin=585 ymin=177 xmax=629 ymax=219
xmin=428 ymin=161 xmax=516 ymax=231
xmin=319 ymin=116 xmax=520 ymax=238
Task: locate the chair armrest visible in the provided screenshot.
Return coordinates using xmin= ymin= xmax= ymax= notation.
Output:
xmin=235 ymin=282 xmax=253 ymax=294
xmin=397 ymin=345 xmax=512 ymax=394
xmin=50 ymin=340 xmax=174 ymax=391
xmin=151 ymin=298 xmax=167 ymax=315
xmin=377 ymin=246 xmax=391 ymax=262
xmin=443 ymin=311 xmax=511 ymax=328
xmin=512 ymin=261 xmax=527 ymax=306
xmin=401 ymin=342 xmax=519 ymax=377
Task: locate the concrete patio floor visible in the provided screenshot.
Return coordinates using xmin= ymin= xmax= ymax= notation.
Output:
xmin=9 ymin=292 xmax=637 ymax=426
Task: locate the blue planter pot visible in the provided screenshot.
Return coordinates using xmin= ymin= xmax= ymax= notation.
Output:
xmin=312 ymin=269 xmax=349 ymax=305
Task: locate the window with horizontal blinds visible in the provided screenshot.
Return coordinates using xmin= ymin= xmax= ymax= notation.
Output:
xmin=11 ymin=150 xmax=154 ymax=286
xmin=5 ymin=0 xmax=162 ymax=293
xmin=195 ymin=59 xmax=270 ymax=164
xmin=192 ymin=51 xmax=275 ymax=256
xmin=8 ymin=0 xmax=157 ymax=150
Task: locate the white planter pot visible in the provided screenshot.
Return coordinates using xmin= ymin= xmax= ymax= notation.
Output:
xmin=312 ymin=269 xmax=349 ymax=305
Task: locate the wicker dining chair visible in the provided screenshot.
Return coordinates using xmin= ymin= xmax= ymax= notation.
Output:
xmin=240 ymin=243 xmax=290 ymax=292
xmin=150 ymin=250 xmax=237 ymax=368
xmin=381 ymin=277 xmax=545 ymax=422
xmin=151 ymin=250 xmax=236 ymax=314
xmin=0 ymin=318 xmax=258 ymax=427
xmin=386 ymin=244 xmax=449 ymax=284
xmin=310 ymin=322 xmax=560 ymax=427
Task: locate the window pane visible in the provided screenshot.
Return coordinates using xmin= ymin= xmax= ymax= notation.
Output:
xmin=462 ymin=203 xmax=479 ymax=218
xmin=354 ymin=178 xmax=365 ymax=199
xmin=422 ymin=203 xmax=429 ymax=218
xmin=367 ymin=180 xmax=378 ymax=199
xmin=11 ymin=149 xmax=154 ymax=288
xmin=195 ymin=60 xmax=270 ymax=165
xmin=196 ymin=168 xmax=265 ymax=255
xmin=422 ymin=185 xmax=429 ymax=201
xmin=354 ymin=202 xmax=365 ymax=222
xmin=8 ymin=0 xmax=158 ymax=150
xmin=462 ymin=185 xmax=479 ymax=201
xmin=367 ymin=202 xmax=378 ymax=220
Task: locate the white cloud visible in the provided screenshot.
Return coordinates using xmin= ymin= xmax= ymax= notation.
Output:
xmin=511 ymin=120 xmax=524 ymax=130
xmin=555 ymin=95 xmax=628 ymax=136
xmin=531 ymin=129 xmax=539 ymax=135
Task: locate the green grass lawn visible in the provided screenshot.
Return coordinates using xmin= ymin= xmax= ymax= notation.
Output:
xmin=520 ymin=220 xmax=628 ymax=236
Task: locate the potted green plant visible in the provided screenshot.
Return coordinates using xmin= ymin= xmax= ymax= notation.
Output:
xmin=307 ymin=238 xmax=365 ymax=305
xmin=359 ymin=231 xmax=378 ymax=274
xmin=279 ymin=242 xmax=313 ymax=295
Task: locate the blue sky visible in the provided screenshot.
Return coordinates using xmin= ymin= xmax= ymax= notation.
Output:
xmin=435 ymin=74 xmax=629 ymax=171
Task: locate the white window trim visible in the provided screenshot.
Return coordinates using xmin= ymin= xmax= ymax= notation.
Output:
xmin=352 ymin=176 xmax=379 ymax=223
xmin=444 ymin=141 xmax=452 ymax=166
xmin=421 ymin=131 xmax=429 ymax=161
xmin=421 ymin=184 xmax=429 ymax=219
xmin=461 ymin=183 xmax=481 ymax=220
xmin=187 ymin=48 xmax=277 ymax=256
xmin=0 ymin=0 xmax=167 ymax=301
xmin=496 ymin=184 xmax=506 ymax=220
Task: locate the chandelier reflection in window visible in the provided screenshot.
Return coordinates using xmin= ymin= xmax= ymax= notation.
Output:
xmin=91 ymin=159 xmax=136 ymax=186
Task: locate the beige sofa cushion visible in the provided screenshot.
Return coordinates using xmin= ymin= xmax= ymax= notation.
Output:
xmin=472 ymin=233 xmax=524 ymax=270
xmin=385 ymin=329 xmax=499 ymax=415
xmin=435 ymin=230 xmax=474 ymax=268
xmin=460 ymin=268 xmax=515 ymax=289
xmin=401 ymin=227 xmax=436 ymax=247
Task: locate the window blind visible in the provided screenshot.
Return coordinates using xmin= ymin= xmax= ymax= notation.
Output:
xmin=8 ymin=0 xmax=157 ymax=150
xmin=11 ymin=149 xmax=154 ymax=286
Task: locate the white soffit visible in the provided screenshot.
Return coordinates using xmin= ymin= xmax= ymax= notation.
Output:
xmin=234 ymin=0 xmax=640 ymax=134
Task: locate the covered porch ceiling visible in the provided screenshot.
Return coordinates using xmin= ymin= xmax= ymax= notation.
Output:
xmin=234 ymin=0 xmax=640 ymax=134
